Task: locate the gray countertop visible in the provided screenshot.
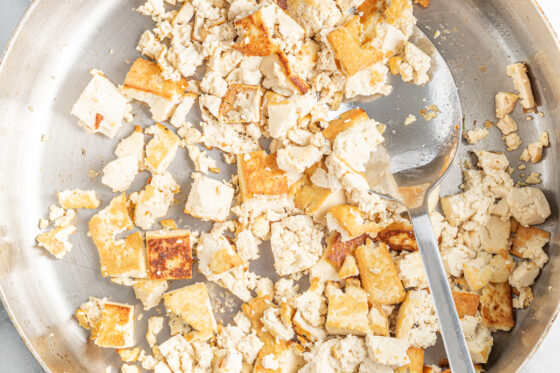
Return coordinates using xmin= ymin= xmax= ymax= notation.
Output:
xmin=1 ymin=1 xmax=559 ymax=372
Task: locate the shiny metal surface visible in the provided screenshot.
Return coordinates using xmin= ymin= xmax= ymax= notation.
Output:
xmin=0 ymin=1 xmax=559 ymax=372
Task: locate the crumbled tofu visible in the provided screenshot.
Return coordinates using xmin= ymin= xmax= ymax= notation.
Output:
xmin=36 ymin=225 xmax=77 ymax=258
xmin=495 ymin=92 xmax=519 ymax=119
xmin=58 ymin=189 xmax=100 ymax=209
xmin=525 ymin=172 xmax=541 ymax=185
xmin=219 ymin=84 xmax=263 ymax=123
xmin=146 ymin=316 xmax=164 ymax=347
xmin=464 ymin=127 xmax=489 ymax=145
xmin=276 ymin=144 xmax=323 ymax=174
xmin=115 ymin=127 xmax=145 ymax=164
xmin=235 ymin=229 xmax=260 ymax=262
xmin=509 ymin=261 xmax=539 ymax=290
xmin=170 ymin=93 xmax=198 ymax=128
xmin=326 ymin=204 xmax=380 ymax=242
xmin=133 ymin=279 xmax=169 ymax=310
xmin=102 ymin=156 xmax=140 ymax=193
xmin=506 ymin=62 xmax=536 ymax=113
xmin=513 ymin=287 xmax=534 ymax=309
xmin=466 ymin=324 xmax=493 ymax=364
xmin=71 ymin=70 xmax=131 ymax=138
xmin=338 ymin=255 xmax=360 ymax=279
xmin=270 ymin=215 xmax=323 ymax=276
xmin=186 ymin=145 xmax=218 ymax=174
xmin=261 ymin=306 xmax=294 ymax=341
xmin=506 ymin=187 xmax=551 ymax=226
xmin=75 ymin=297 xmax=135 ymax=348
xmin=511 ymin=225 xmax=550 ymax=268
xmin=396 ymin=290 xmax=439 ymax=349
xmin=504 ymin=132 xmax=522 ymax=151
xmin=163 ymin=283 xmax=217 ymax=333
xmin=284 ymin=0 xmax=341 ymax=37
xmin=365 ymin=335 xmax=410 ymax=368
xmin=132 ymin=171 xmax=179 ymax=230
xmin=396 ymin=251 xmax=427 ymax=289
xmin=463 ymin=252 xmax=492 ymax=292
xmin=184 ymin=173 xmax=234 ymax=221
xmin=496 ymin=114 xmax=517 ymax=135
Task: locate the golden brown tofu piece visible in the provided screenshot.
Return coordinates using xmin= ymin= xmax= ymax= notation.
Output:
xmin=219 ymin=84 xmax=263 ymax=124
xmin=233 ymin=10 xmax=277 ymax=56
xmin=377 ymin=221 xmax=418 ymax=251
xmin=237 ymin=150 xmax=288 ymax=201
xmin=481 ymin=282 xmax=515 ymax=331
xmin=396 ymin=348 xmax=424 ymax=373
xmin=355 ymin=239 xmax=406 ymax=305
xmin=326 ymin=232 xmax=368 ymax=268
xmin=322 ymin=108 xmax=370 ymax=141
xmin=123 ymin=58 xmax=187 ymax=99
xmin=146 ymin=229 xmax=192 ymax=280
xmin=163 ymin=283 xmax=217 ymax=332
xmin=452 ymin=291 xmax=480 ymax=318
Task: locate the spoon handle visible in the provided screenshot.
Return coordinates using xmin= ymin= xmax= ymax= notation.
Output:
xmin=409 ymin=209 xmax=475 ymax=373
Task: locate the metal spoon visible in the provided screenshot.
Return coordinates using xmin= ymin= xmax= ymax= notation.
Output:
xmin=353 ymin=28 xmax=475 ymax=373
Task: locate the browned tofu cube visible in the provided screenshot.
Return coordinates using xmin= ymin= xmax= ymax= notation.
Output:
xmin=146 ymin=229 xmax=192 ymax=280
xmin=452 ymin=291 xmax=481 ymax=318
xmin=377 ymin=221 xmax=418 ymax=251
xmin=237 ymin=150 xmax=288 ymax=201
xmin=481 ymin=282 xmax=515 ymax=331
xmin=355 ymin=239 xmax=406 ymax=305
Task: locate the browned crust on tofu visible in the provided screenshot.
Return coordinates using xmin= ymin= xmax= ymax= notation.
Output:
xmin=146 ymin=231 xmax=192 ymax=280
xmin=326 ymin=232 xmax=368 ymax=267
xmin=414 ymin=0 xmax=430 ymax=7
xmin=396 ymin=347 xmax=424 ymax=373
xmin=294 ymin=178 xmax=332 ymax=214
xmin=511 ymin=225 xmax=550 ymax=258
xmin=480 ymin=282 xmax=515 ymax=331
xmin=95 ymin=113 xmax=103 ymax=129
xmin=452 ymin=291 xmax=480 ymax=318
xmin=377 ymin=222 xmax=418 ymax=251
xmin=124 ymin=58 xmax=187 ymax=99
xmin=275 ymin=51 xmax=310 ymax=94
xmin=219 ymin=84 xmax=263 ymax=124
xmin=234 ymin=11 xmax=277 ymax=56
xmin=322 ymin=108 xmax=370 ymax=141
xmin=355 ymin=239 xmax=406 ymax=305
xmin=276 ymin=0 xmax=288 ymax=10
xmin=238 ymin=150 xmax=289 ymax=200
xmin=92 ymin=303 xmax=133 ymax=348
xmin=327 ymin=16 xmax=385 ymax=76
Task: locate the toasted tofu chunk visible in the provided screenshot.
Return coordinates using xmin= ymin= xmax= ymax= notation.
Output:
xmin=365 ymin=335 xmax=410 ymax=368
xmin=338 ymin=255 xmax=360 ymax=279
xmin=261 ymin=306 xmax=295 ymax=341
xmin=89 ymin=194 xmax=148 ymax=279
xmin=233 ymin=9 xmax=277 ymax=56
xmin=163 ymin=283 xmax=217 ymax=333
xmin=71 ymin=70 xmax=131 ymax=138
xmin=377 ymin=221 xmax=418 ymax=251
xmin=395 ymin=348 xmax=424 ymax=373
xmin=326 ymin=232 xmax=368 ymax=267
xmin=146 ymin=230 xmax=192 ymax=279
xmin=325 ymin=282 xmax=370 ymax=336
xmin=508 ymin=260 xmax=539 ymax=290
xmin=326 ymin=204 xmax=380 ymax=242
xmin=36 ymin=225 xmax=77 ymax=259
xmin=506 ymin=62 xmax=536 ymax=113
xmin=58 ymin=189 xmax=100 ymax=209
xmin=511 ymin=225 xmax=550 ymax=268
xmin=184 ymin=173 xmax=234 ymax=221
xmin=122 ymin=58 xmax=187 ymax=121
xmin=368 ymin=305 xmax=389 ymax=336
xmin=452 ymin=291 xmax=480 ymax=318
xmin=322 ymin=108 xmax=370 ymax=141
xmin=219 ymin=84 xmax=263 ymax=124
xmin=327 ymin=17 xmax=384 ymax=76
xmin=396 ymin=289 xmax=439 ymax=349
xmin=295 ymin=179 xmax=347 ymax=221
xmin=237 ymin=151 xmax=288 ymax=201
xmin=488 ymin=251 xmax=516 ymax=283
xmin=478 ymin=215 xmax=511 ymax=254
xmin=133 ymin=279 xmax=169 ymax=310
xmin=355 ymin=239 xmax=406 ymax=305
xmin=75 ymin=297 xmax=135 ymax=348
xmin=270 ymin=215 xmax=323 ymax=276
xmin=464 ymin=128 xmax=489 ymax=145
xmin=480 ymin=282 xmax=514 ymax=331
xmin=144 ymin=123 xmax=180 ymax=173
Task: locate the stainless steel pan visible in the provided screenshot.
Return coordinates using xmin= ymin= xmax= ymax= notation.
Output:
xmin=0 ymin=0 xmax=559 ymax=371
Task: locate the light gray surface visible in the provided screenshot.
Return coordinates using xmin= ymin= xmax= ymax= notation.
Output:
xmin=0 ymin=1 xmax=559 ymax=372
